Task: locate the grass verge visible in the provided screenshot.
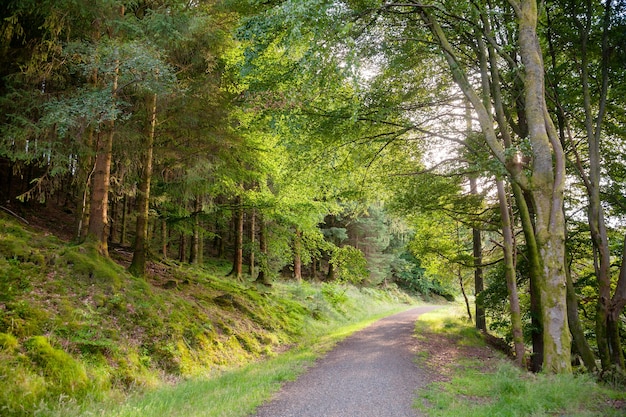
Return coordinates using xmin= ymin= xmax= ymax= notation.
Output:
xmin=414 ymin=307 xmax=626 ymax=417
xmin=41 ymin=303 xmax=409 ymax=417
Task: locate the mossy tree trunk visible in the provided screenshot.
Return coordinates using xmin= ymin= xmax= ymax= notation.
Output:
xmin=497 ymin=179 xmax=526 ymax=367
xmin=419 ymin=0 xmax=571 ymax=372
xmin=129 ymin=92 xmax=157 ymax=276
xmin=516 ymin=0 xmax=570 ymax=373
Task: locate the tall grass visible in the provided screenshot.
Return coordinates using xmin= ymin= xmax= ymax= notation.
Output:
xmin=415 ymin=308 xmax=626 ymax=417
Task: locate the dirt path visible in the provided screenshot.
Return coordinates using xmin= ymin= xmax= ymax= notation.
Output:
xmin=249 ymin=306 xmax=440 ymax=417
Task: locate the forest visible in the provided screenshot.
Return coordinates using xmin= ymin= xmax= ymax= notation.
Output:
xmin=1 ymin=0 xmax=626 ymax=412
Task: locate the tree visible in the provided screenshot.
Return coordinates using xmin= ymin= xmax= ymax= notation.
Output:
xmin=545 ymin=0 xmax=626 ymax=371
xmin=238 ymin=0 xmax=572 ymax=372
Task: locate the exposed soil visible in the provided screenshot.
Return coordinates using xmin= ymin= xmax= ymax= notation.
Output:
xmin=414 ymin=330 xmax=501 ymax=384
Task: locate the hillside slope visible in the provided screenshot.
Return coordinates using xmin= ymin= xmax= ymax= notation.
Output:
xmin=0 ymin=212 xmax=414 ymax=416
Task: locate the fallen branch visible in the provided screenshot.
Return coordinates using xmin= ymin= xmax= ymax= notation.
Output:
xmin=0 ymin=205 xmax=29 ymax=224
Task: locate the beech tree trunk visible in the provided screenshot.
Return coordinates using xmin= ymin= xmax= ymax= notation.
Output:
xmin=419 ymin=0 xmax=570 ymax=372
xmin=517 ymin=0 xmax=570 ymax=373
xmin=497 ymin=179 xmax=526 ymax=367
xmin=608 ymin=234 xmax=626 ymax=368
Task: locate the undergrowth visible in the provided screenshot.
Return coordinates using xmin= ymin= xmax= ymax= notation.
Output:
xmin=415 ymin=308 xmax=626 ymax=417
xmin=0 ymin=213 xmax=415 ymax=416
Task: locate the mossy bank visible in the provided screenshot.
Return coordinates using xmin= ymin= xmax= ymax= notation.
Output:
xmin=0 ymin=213 xmax=416 ymax=416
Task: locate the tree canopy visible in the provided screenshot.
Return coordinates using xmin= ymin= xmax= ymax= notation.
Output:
xmin=1 ymin=0 xmax=626 ymax=376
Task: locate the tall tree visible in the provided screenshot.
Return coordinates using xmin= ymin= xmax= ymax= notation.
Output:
xmin=545 ymin=0 xmax=626 ymax=371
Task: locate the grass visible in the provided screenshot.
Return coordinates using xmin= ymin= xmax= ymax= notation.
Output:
xmin=414 ymin=307 xmax=626 ymax=417
xmin=0 ymin=212 xmax=417 ymax=417
xmin=41 ymin=310 xmax=398 ymax=417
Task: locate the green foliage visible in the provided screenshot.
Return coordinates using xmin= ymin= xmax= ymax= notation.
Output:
xmin=320 ymin=283 xmax=348 ymax=309
xmin=329 ymin=245 xmax=368 ymax=284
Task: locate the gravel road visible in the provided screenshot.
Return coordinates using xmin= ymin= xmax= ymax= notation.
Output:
xmin=250 ymin=306 xmax=439 ymax=417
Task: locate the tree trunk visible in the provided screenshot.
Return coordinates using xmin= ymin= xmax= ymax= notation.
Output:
xmin=87 ymin=127 xmax=114 ymax=255
xmin=566 ymin=262 xmax=597 ymax=371
xmin=87 ymin=13 xmax=123 ymax=256
xmin=228 ymin=197 xmax=244 ymax=279
xmin=161 ymin=218 xmax=167 ymax=259
xmin=419 ymin=1 xmax=570 ymax=372
xmin=607 ymin=234 xmax=626 ymax=368
xmin=76 ymin=132 xmax=94 ymax=241
xmin=249 ymin=209 xmax=256 ymax=277
xmin=179 ymin=231 xmax=187 ymax=263
xmin=576 ymin=0 xmax=617 ymax=371
xmin=189 ymin=197 xmax=201 ymax=264
xmin=129 ymin=92 xmax=157 ymax=276
xmin=293 ymin=229 xmax=302 ymax=281
xmin=497 ymin=179 xmax=526 ymax=367
xmin=326 ymin=261 xmax=335 ymax=281
xmin=517 ymin=0 xmax=571 ymax=373
xmin=458 ymin=265 xmax=472 ymax=322
xmin=120 ymin=194 xmax=127 ymax=246
xmin=255 ymin=214 xmax=271 ymax=285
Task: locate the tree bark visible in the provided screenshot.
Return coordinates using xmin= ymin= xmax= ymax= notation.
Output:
xmin=129 ymin=92 xmax=157 ymax=276
xmin=189 ymin=197 xmax=201 ymax=264
xmin=87 ymin=8 xmax=124 ymax=256
xmin=294 ymin=229 xmax=302 ymax=281
xmin=255 ymin=214 xmax=271 ymax=285
xmin=607 ymin=233 xmax=626 ymax=368
xmin=179 ymin=231 xmax=187 ymax=263
xmin=228 ymin=197 xmax=244 ymax=279
xmin=161 ymin=218 xmax=168 ymax=259
xmin=576 ymin=0 xmax=618 ymax=371
xmin=516 ymin=0 xmax=571 ymax=373
xmin=497 ymin=179 xmax=526 ymax=367
xmin=120 ymin=194 xmax=128 ymax=246
xmin=249 ymin=209 xmax=256 ymax=277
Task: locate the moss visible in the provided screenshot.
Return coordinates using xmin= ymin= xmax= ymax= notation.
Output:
xmin=24 ymin=336 xmax=90 ymax=394
xmin=60 ymin=244 xmax=124 ymax=289
xmin=0 ymin=332 xmax=18 ymax=352
xmin=0 ymin=300 xmax=50 ymax=337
